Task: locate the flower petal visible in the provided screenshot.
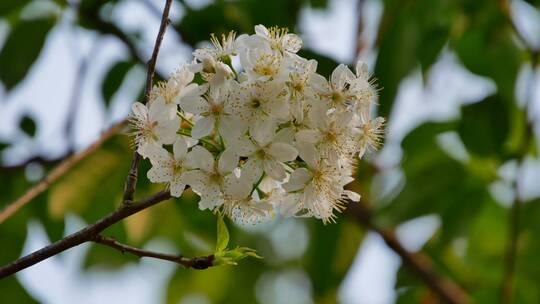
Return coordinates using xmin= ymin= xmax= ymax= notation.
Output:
xmin=131 ymin=102 xmax=147 ymax=120
xmin=170 ymin=179 xmax=186 ymax=197
xmin=182 ymin=170 xmax=208 ymax=192
xmin=218 ymin=148 xmax=238 ymax=174
xmin=267 ymin=142 xmax=298 ymax=162
xmin=186 ymin=145 xmax=214 ymax=172
xmin=343 ymin=190 xmax=361 ymax=202
xmin=240 ymin=158 xmax=263 ymax=185
xmin=296 ymin=142 xmax=318 ymax=168
xmin=173 ymin=137 xmax=188 ymax=160
xmin=263 ymin=158 xmax=287 ymax=181
xmin=331 ymin=64 xmax=354 ymax=90
xmin=180 ymin=96 xmax=209 ymax=115
xmin=282 ymin=33 xmax=302 ymax=53
xmin=295 ymin=129 xmax=321 ymax=144
xmin=249 ymin=117 xmax=276 ymax=145
xmin=156 ymin=116 xmax=180 ymax=145
xmin=191 ymin=116 xmax=215 ymax=139
xmin=147 ymin=164 xmax=173 ymax=183
xmin=283 ymin=168 xmax=312 ymax=192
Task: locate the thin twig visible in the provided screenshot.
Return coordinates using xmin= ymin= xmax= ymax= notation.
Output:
xmin=92 ymin=235 xmax=214 ymax=269
xmin=347 ymin=201 xmax=471 ymax=304
xmin=122 ymin=0 xmax=173 ymax=203
xmin=0 ymin=0 xmax=179 ymax=223
xmin=0 ymin=120 xmax=127 ymax=225
xmin=141 ymin=0 xmax=196 ymax=48
xmin=0 ymin=190 xmax=171 ymax=279
xmin=64 ymin=45 xmax=95 ymax=154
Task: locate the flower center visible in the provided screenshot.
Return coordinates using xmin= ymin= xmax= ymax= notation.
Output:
xmin=324 ymin=131 xmax=337 ymax=143
xmin=172 ymin=160 xmax=184 ymax=175
xmin=331 ymin=91 xmax=343 ymax=104
xmin=250 ymin=98 xmax=262 ymax=109
xmin=211 ymin=102 xmax=223 ymax=115
xmin=253 ymin=54 xmax=280 ymax=77
xmin=209 ymin=171 xmax=222 ymax=183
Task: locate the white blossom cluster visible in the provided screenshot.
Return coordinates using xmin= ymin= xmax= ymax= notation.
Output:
xmin=129 ymin=25 xmax=384 ymax=224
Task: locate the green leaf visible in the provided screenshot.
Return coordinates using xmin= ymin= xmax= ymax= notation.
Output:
xmin=0 ymin=141 xmax=9 ymax=152
xmin=0 ymin=0 xmax=30 ymax=16
xmin=216 ymin=214 xmax=229 ymax=252
xmin=379 ymin=121 xmax=490 ymax=244
xmin=304 ymin=218 xmax=365 ymax=300
xmin=374 ymin=0 xmax=456 ymax=117
xmin=213 ymin=246 xmax=262 ymax=266
xmin=19 ymin=115 xmax=37 ymax=137
xmin=101 ymin=60 xmax=135 ymax=107
xmin=178 ymin=0 xmax=302 ymax=46
xmin=458 ymin=95 xmax=510 ymax=157
xmin=451 ymin=2 xmax=521 ymax=104
xmin=0 ymin=18 xmax=55 ymax=91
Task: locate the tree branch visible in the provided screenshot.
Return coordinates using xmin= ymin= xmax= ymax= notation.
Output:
xmin=64 ymin=44 xmax=95 ymax=154
xmin=347 ymin=201 xmax=471 ymax=304
xmin=0 ymin=0 xmax=175 ymax=224
xmin=0 ymin=120 xmax=127 ymax=225
xmin=92 ymin=235 xmax=214 ymax=270
xmin=0 ymin=190 xmax=171 ymax=279
xmin=122 ymin=0 xmax=173 ymax=203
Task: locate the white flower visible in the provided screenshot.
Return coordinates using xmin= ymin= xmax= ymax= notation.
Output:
xmin=182 ymin=147 xmax=245 ymax=210
xmin=282 ymin=143 xmax=360 ymax=223
xmin=209 ymin=31 xmax=239 ymax=59
xmin=180 ymin=84 xmax=246 ymax=140
xmin=131 ymin=25 xmax=384 ymax=224
xmin=232 ymin=128 xmax=298 ymax=183
xmin=351 ymin=60 xmax=377 ymax=120
xmin=254 ymin=25 xmax=302 ymax=54
xmin=150 ymin=66 xmax=200 ymax=116
xmin=285 ymin=56 xmax=318 ymax=121
xmin=238 ymin=35 xmax=286 ymax=81
xmin=296 ymin=105 xmax=358 ymax=161
xmin=357 ymin=116 xmax=385 ymax=158
xmin=229 ymin=80 xmax=290 ymax=140
xmin=146 ymin=137 xmax=191 ymax=197
xmin=310 ymin=63 xmax=362 ymax=112
xmin=129 ymin=99 xmax=180 ymax=158
xmin=192 ymin=48 xmax=234 ymax=86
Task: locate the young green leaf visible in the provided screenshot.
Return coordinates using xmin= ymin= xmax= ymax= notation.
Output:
xmin=0 ymin=18 xmax=54 ymax=91
xmin=213 ymin=247 xmax=262 ymax=266
xmin=215 ymin=214 xmax=229 ymax=253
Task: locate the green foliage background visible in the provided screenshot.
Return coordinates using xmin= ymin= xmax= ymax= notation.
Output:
xmin=0 ymin=0 xmax=539 ymax=303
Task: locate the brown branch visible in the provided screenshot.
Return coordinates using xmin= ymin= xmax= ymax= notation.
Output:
xmin=0 ymin=120 xmax=127 ymax=225
xmin=64 ymin=45 xmax=95 ymax=154
xmin=141 ymin=0 xmax=196 ymax=48
xmin=348 ymin=201 xmax=471 ymax=304
xmin=0 ymin=0 xmax=175 ymax=224
xmin=122 ymin=0 xmax=173 ymax=203
xmin=0 ymin=190 xmax=171 ymax=279
xmin=92 ymin=235 xmax=214 ymax=270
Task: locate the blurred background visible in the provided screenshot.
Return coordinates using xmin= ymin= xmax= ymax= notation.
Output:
xmin=1 ymin=0 xmax=540 ymax=303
